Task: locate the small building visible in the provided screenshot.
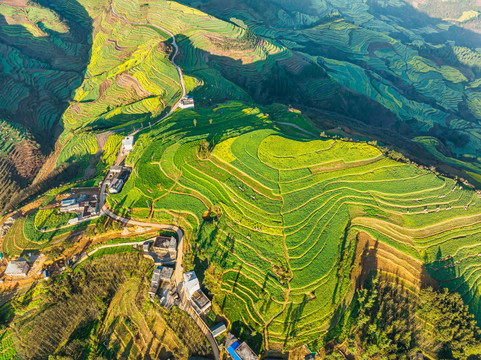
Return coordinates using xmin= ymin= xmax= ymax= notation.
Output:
xmin=149 ymin=268 xmax=161 ymax=299
xmin=159 ymin=266 xmax=174 ymax=282
xmin=4 ymin=259 xmax=29 ymax=278
xmin=225 ymin=334 xmax=257 ymax=360
xmin=59 ymin=203 xmax=81 ymax=213
xmin=183 ymin=271 xmax=211 ymax=314
xmin=149 ymin=266 xmax=174 ymax=299
xmin=153 ymin=236 xmax=177 ymax=257
xmin=67 ymin=217 xmax=79 ymax=225
xmin=148 ymin=282 xmax=160 ymax=298
xmin=109 ymin=178 xmax=124 ymax=194
xmin=61 ymin=198 xmax=77 ymax=207
xmin=122 ymin=136 xmax=134 ymax=154
xmin=235 ymin=342 xmax=257 ymax=360
xmin=191 ymin=288 xmax=212 ymax=314
xmin=143 ymin=241 xmax=151 ymax=252
xmin=179 ymin=95 xmax=195 ymax=109
xmin=183 ymin=271 xmax=201 ymax=299
xmin=43 ymin=270 xmax=50 ymax=280
xmin=110 ymin=166 xmax=124 ymax=174
xmin=210 ymin=322 xmax=227 ymax=338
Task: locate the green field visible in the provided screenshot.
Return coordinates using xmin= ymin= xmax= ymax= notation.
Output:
xmin=0 ymin=330 xmax=17 ymax=360
xmin=3 ymin=0 xmax=481 ymax=356
xmin=105 ymin=100 xmax=481 ymax=349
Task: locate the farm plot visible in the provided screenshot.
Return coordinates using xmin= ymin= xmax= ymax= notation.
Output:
xmin=108 ymin=101 xmax=481 ymax=350
xmin=0 ymin=329 xmax=17 ymax=360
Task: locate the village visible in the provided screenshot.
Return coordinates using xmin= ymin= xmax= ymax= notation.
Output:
xmin=0 ymin=94 xmax=279 ymax=360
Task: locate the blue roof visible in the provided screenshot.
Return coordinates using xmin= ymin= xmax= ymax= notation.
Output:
xmin=227 ymin=341 xmax=242 ymax=360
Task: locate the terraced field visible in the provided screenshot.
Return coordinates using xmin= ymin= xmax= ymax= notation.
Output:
xmin=182 ymin=0 xmax=481 ymax=186
xmin=0 ymin=330 xmax=17 ymax=360
xmin=107 ymin=102 xmax=481 ymax=349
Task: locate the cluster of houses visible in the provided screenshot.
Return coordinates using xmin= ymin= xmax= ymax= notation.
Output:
xmin=103 ymin=166 xmax=131 ymax=194
xmin=60 ymin=194 xmax=98 ymax=224
xmin=148 ymin=265 xmax=174 ymax=300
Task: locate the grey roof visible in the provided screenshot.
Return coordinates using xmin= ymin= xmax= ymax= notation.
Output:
xmin=159 ymin=267 xmax=174 ymax=281
xmin=153 ymin=236 xmax=176 ymax=251
xmin=192 ymin=289 xmax=211 ymax=313
xmin=235 ymin=342 xmax=257 ymax=360
xmin=5 ymin=260 xmax=29 ymax=276
xmin=210 ymin=322 xmax=227 ymax=337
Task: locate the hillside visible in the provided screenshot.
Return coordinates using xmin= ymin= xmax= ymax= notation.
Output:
xmin=107 ymin=100 xmax=481 ymax=350
xmin=0 ymin=252 xmax=212 ymax=359
xmin=1 ymin=0 xmax=481 ymax=358
xmin=177 ymin=0 xmax=481 ymax=185
xmin=0 ymin=0 xmax=91 ymax=212
xmin=1 ymin=0 xmax=481 ymax=212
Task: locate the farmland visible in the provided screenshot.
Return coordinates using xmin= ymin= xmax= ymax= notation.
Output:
xmin=108 ymin=100 xmax=481 ymax=350
xmin=2 ymin=0 xmax=481 ymax=356
xmin=0 ymin=330 xmax=17 ymax=360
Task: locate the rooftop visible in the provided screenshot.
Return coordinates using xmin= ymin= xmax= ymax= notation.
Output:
xmin=5 ymin=259 xmax=29 ymax=276
xmin=227 ymin=341 xmax=242 ymax=360
xmin=122 ymin=136 xmax=134 ymax=147
xmin=235 ymin=342 xmax=257 ymax=360
xmin=210 ymin=322 xmax=227 ymax=338
xmin=159 ymin=266 xmax=174 ymax=281
xmin=153 ymin=236 xmax=176 ymax=251
xmin=183 ymin=271 xmax=200 ymax=297
xmin=192 ymin=289 xmax=211 ymax=311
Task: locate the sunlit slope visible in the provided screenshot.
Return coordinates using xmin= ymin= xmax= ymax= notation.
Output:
xmin=181 ymin=0 xmax=481 ymax=182
xmin=108 ymin=102 xmax=481 ymax=349
xmin=55 ymin=0 xmax=294 ymax=166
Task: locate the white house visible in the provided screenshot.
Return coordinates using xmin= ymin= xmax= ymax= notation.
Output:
xmin=5 ymin=259 xmax=29 ymax=278
xmin=183 ymin=271 xmax=200 ymax=299
xmin=183 ymin=271 xmax=211 ymax=314
xmin=122 ymin=136 xmax=134 ymax=154
xmin=179 ymin=95 xmax=195 ymax=109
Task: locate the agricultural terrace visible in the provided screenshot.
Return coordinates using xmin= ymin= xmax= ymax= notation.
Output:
xmin=0 ymin=330 xmax=17 ymax=360
xmin=0 ymin=121 xmax=26 ymax=158
xmin=209 ymin=0 xmax=481 ymax=179
xmin=109 ymin=0 xmax=290 ymax=104
xmin=2 ymin=211 xmax=106 ymax=258
xmin=107 ymin=101 xmax=481 ymax=349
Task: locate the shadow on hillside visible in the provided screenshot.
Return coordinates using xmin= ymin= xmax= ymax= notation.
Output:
xmin=0 ymin=0 xmax=94 ymax=214
xmin=425 ymin=248 xmax=481 ymax=326
xmin=0 ymin=0 xmax=92 ymax=149
xmin=173 ymin=0 xmax=481 ymax=184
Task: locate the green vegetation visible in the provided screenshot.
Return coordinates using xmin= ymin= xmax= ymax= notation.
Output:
xmin=325 ymin=278 xmax=481 ymax=360
xmin=3 ymin=0 xmax=481 ymax=357
xmin=0 ymin=253 xmax=212 ymax=359
xmin=34 ymin=209 xmax=77 ymax=230
xmin=107 ymin=99 xmax=481 ymax=349
xmin=0 ymin=329 xmax=17 ymax=360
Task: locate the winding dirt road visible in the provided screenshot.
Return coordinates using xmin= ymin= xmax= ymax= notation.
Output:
xmin=110 ymin=1 xmax=186 ymax=137
xmin=101 ymin=3 xmax=220 ymax=359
